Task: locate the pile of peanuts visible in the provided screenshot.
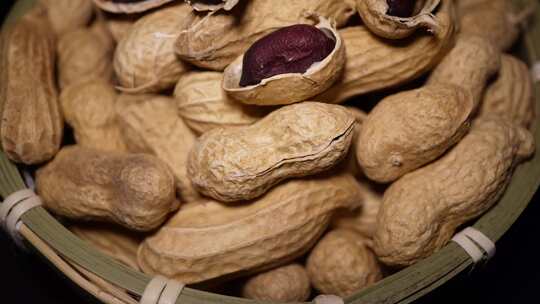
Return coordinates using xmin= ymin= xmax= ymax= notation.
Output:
xmin=0 ymin=0 xmax=536 ymax=301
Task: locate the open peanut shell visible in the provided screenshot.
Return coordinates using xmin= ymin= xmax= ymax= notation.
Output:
xmin=184 ymin=0 xmax=240 ymax=11
xmin=222 ymin=17 xmax=345 ymax=106
xmin=93 ymin=0 xmax=175 ymax=14
xmin=357 ymin=0 xmax=441 ymax=39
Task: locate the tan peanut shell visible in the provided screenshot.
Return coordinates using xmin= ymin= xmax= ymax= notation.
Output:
xmin=307 ymin=229 xmax=382 ymax=297
xmin=90 ymin=14 xmax=116 ymax=49
xmin=374 ymin=116 xmax=535 ymax=267
xmin=357 ymin=84 xmax=474 ymax=183
xmin=40 ymin=0 xmax=94 ymax=35
xmin=115 ymin=94 xmax=201 ymax=204
xmin=138 ymin=173 xmax=363 ymax=284
xmin=93 ymin=0 xmax=175 ymax=14
xmin=185 ymin=0 xmax=239 ymax=11
xmin=60 ymin=80 xmax=128 ymax=152
xmin=479 ymin=54 xmax=535 ymax=129
xmin=70 ymin=223 xmax=142 ymax=271
xmin=342 ymin=106 xmax=368 ymax=176
xmin=458 ymin=0 xmax=523 ymax=51
xmin=104 ymin=13 xmax=140 ymax=43
xmin=427 ymin=35 xmax=501 ymax=107
xmin=315 ymin=0 xmax=456 ymax=104
xmin=0 ymin=14 xmax=63 ymax=165
xmin=242 ymin=264 xmax=311 ymax=302
xmin=36 ymin=146 xmax=178 ymax=232
xmin=174 ymin=71 xmax=267 ymax=135
xmin=188 ymin=102 xmax=356 ymax=202
xmin=222 ymin=17 xmax=346 ymax=106
xmin=57 ymin=28 xmax=114 ymax=89
xmin=175 ymin=0 xmax=357 ymax=71
xmin=114 ymin=4 xmax=193 ymax=93
xmin=332 ymin=181 xmax=382 ymax=239
xmin=357 ymin=0 xmax=441 ymax=39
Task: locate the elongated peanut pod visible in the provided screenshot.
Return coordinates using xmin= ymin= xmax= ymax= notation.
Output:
xmin=0 ymin=13 xmax=63 ymax=165
xmin=307 ymin=229 xmax=383 ymax=297
xmin=138 ymin=173 xmax=362 ymax=284
xmin=374 ymin=116 xmax=535 ymax=267
xmin=315 ymin=0 xmax=455 ymax=104
xmin=357 ymin=84 xmax=474 ymax=183
xmin=427 ymin=35 xmax=500 ymax=108
xmin=479 ymin=54 xmax=535 ymax=129
xmin=36 ymin=146 xmax=178 ymax=232
xmin=188 ymin=102 xmax=356 ymax=202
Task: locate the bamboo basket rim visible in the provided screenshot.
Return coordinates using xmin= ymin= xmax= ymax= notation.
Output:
xmin=2 ymin=0 xmax=540 ymax=303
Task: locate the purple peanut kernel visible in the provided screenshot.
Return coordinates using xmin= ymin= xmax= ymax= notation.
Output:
xmin=386 ymin=0 xmax=416 ymax=18
xmin=239 ymin=24 xmax=336 ymax=87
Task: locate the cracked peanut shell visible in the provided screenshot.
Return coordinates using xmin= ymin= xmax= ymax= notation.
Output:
xmin=185 ymin=0 xmax=239 ymax=11
xmin=188 ymin=102 xmax=356 ymax=202
xmin=374 ymin=116 xmax=535 ymax=267
xmin=175 ymin=0 xmax=356 ymax=71
xmin=315 ymin=0 xmax=456 ymax=104
xmin=357 ymin=0 xmax=441 ymax=39
xmin=138 ymin=172 xmax=362 ymax=284
xmin=93 ymin=0 xmax=176 ymax=14
xmin=222 ymin=18 xmax=345 ymax=106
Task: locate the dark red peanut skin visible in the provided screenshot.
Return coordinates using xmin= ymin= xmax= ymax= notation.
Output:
xmin=387 ymin=0 xmax=416 ymax=17
xmin=240 ymin=24 xmax=335 ymax=87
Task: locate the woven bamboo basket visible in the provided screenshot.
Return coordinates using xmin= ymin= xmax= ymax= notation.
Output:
xmin=2 ymin=0 xmax=540 ymax=303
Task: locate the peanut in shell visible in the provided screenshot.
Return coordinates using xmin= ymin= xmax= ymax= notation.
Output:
xmin=138 ymin=173 xmax=363 ymax=284
xmin=374 ymin=116 xmax=535 ymax=267
xmin=222 ymin=17 xmax=346 ymax=106
xmin=174 ymin=71 xmax=268 ymax=135
xmin=175 ymin=0 xmax=357 ymax=71
xmin=114 ymin=3 xmax=194 ymax=93
xmin=357 ymin=0 xmax=441 ymax=39
xmin=188 ymin=102 xmax=356 ymax=202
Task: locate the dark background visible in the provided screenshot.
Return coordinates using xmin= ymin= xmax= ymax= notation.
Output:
xmin=2 ymin=1 xmax=540 ymax=303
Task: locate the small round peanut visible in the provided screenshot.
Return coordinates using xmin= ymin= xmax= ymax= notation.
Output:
xmin=307 ymin=229 xmax=382 ymax=297
xmin=242 ymin=264 xmax=311 ymax=302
